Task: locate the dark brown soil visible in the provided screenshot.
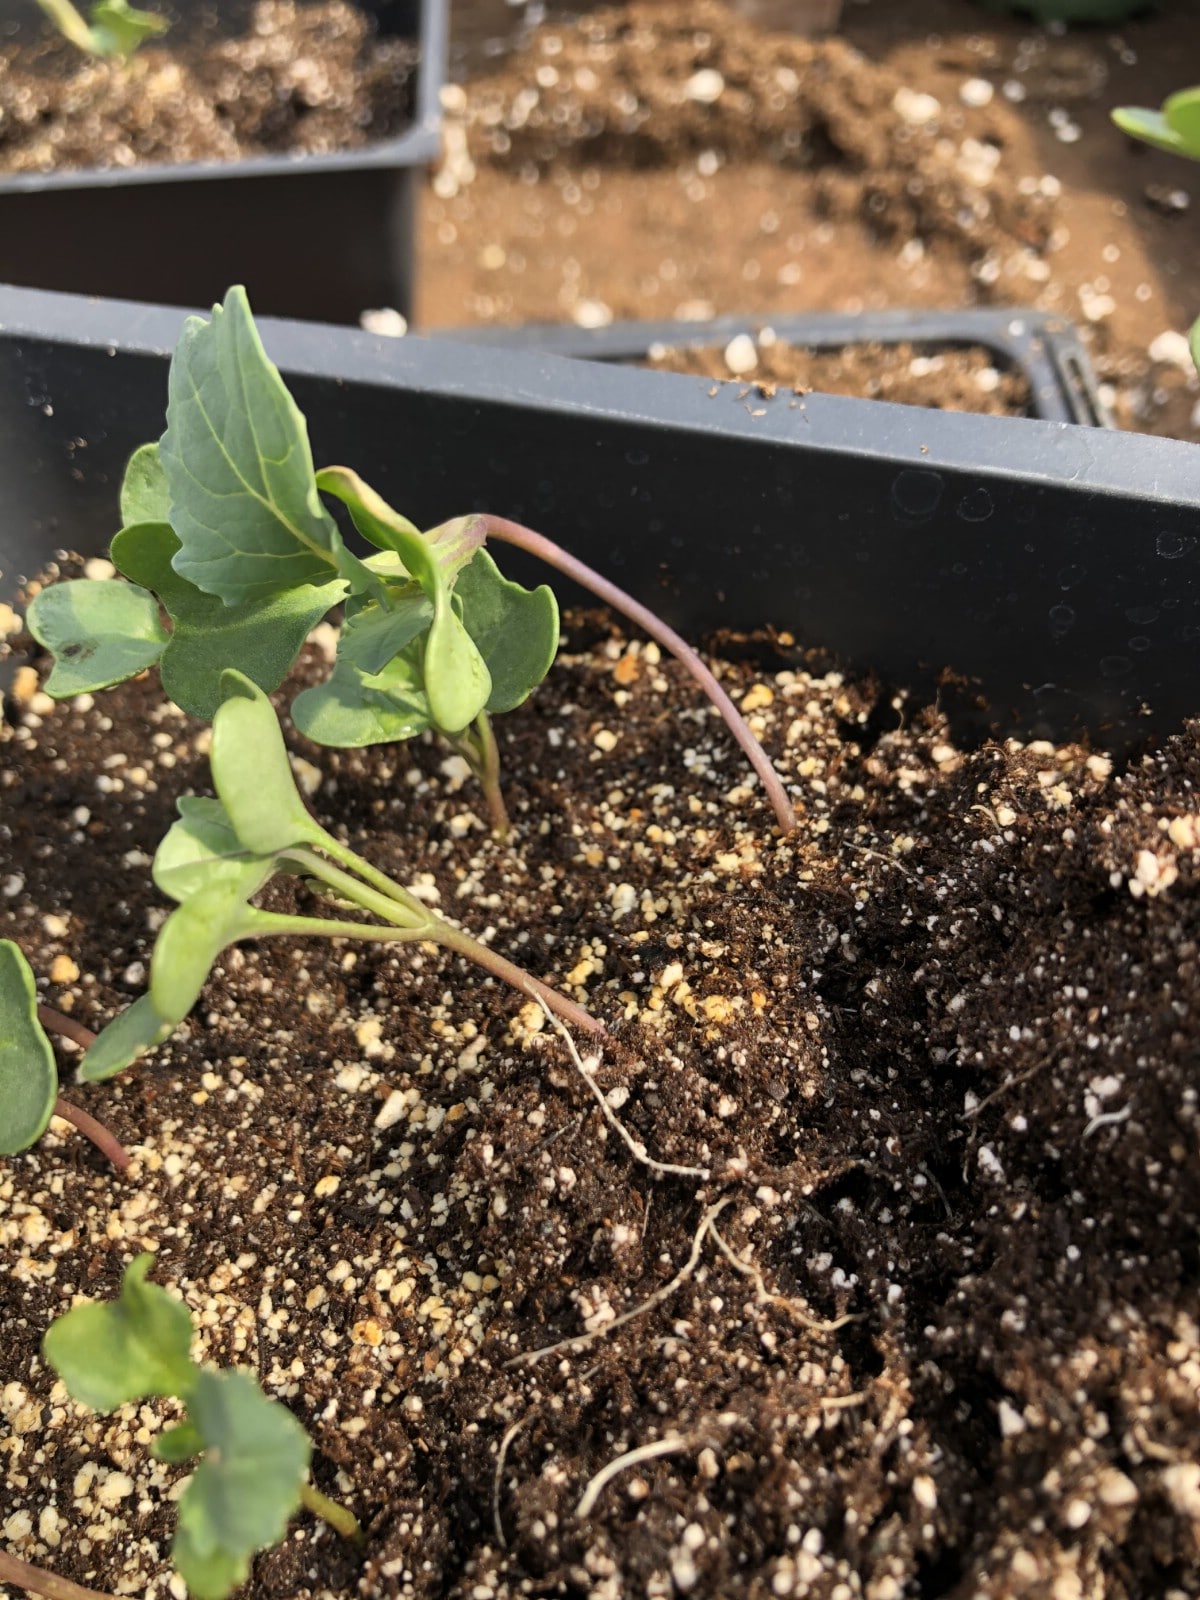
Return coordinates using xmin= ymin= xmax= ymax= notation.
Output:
xmin=644 ymin=338 xmax=1034 ymax=415
xmin=3 ymin=573 xmax=1200 ymax=1599
xmin=0 ymin=1 xmax=417 ymax=173
xmin=418 ymin=0 xmax=1200 ymax=436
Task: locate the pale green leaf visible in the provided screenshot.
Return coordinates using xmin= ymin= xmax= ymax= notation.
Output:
xmin=1165 ymin=88 xmax=1200 ymax=159
xmin=161 ymin=286 xmax=343 ymax=604
xmin=291 ymin=652 xmax=432 ymax=748
xmin=1112 ymin=103 xmax=1196 ymax=157
xmin=172 ymin=1368 xmax=309 ymax=1600
xmin=119 ymin=442 xmax=170 ymax=527
xmin=154 ymin=797 xmax=283 ymax=906
xmin=42 ymin=1253 xmax=196 ymax=1410
xmin=424 ymin=595 xmax=492 ymax=734
xmin=88 ymin=0 xmax=167 ymax=56
xmin=79 ymin=993 xmax=175 ymax=1083
xmin=456 ymin=549 xmax=559 ymax=714
xmin=148 ymin=888 xmax=264 ymax=1025
xmin=0 ymin=940 xmax=57 ymax=1156
xmin=1190 ymin=314 xmax=1200 ymax=375
xmin=27 ymin=578 xmax=168 ymax=698
xmin=112 ymin=521 xmax=345 ymax=720
xmin=211 ymin=671 xmax=328 ymax=855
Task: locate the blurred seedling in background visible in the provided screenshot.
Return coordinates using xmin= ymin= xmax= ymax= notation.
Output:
xmin=42 ymin=1254 xmax=361 ymax=1600
xmin=28 ymin=286 xmax=795 ymax=835
xmin=35 ymin=0 xmax=167 ymax=57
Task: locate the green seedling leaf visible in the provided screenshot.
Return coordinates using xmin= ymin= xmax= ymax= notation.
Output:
xmin=43 ymin=1253 xmax=195 ymax=1409
xmin=27 ymin=578 xmax=169 ymax=698
xmin=1165 ymin=88 xmax=1200 ymax=158
xmin=149 ymin=886 xmax=267 ymax=1026
xmin=88 ymin=0 xmax=167 ymax=55
xmin=315 ymin=467 xmax=426 ymax=569
xmin=337 ymin=594 xmax=434 ymax=676
xmin=161 ymin=287 xmax=349 ymax=604
xmin=456 ymin=549 xmax=559 ymax=714
xmin=291 ymin=651 xmax=433 ymax=748
xmin=0 ymin=940 xmax=57 ymax=1156
xmin=172 ymin=1368 xmax=310 ymax=1600
xmin=1190 ymin=313 xmax=1200 ymax=374
xmin=211 ymin=671 xmax=328 ymax=854
xmin=120 ymin=441 xmax=171 ymax=526
xmin=113 ymin=521 xmax=345 ymax=719
xmin=154 ymin=796 xmax=284 ymax=905
xmin=154 ymin=1420 xmax=204 ymax=1465
xmin=80 ymin=992 xmax=174 ymax=1083
xmin=424 ymin=596 xmax=492 ymax=734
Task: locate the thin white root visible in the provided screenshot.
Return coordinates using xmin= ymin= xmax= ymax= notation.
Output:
xmin=535 ymin=996 xmax=710 ymax=1180
xmin=1083 ymin=1105 xmax=1131 ymax=1139
xmin=707 ymin=1222 xmax=864 ymax=1333
xmin=492 ymin=1412 xmax=532 ymax=1550
xmin=575 ymin=1434 xmax=693 ymax=1520
xmin=506 ymin=1198 xmax=731 ymax=1368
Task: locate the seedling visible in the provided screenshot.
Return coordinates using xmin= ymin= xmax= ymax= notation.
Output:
xmin=35 ymin=0 xmax=167 ymax=57
xmin=77 ymin=669 xmax=604 ymax=1082
xmin=0 ymin=940 xmax=128 ymax=1168
xmin=28 ymin=286 xmax=795 ymax=835
xmin=1112 ymin=87 xmax=1200 ymax=369
xmin=43 ymin=1253 xmax=361 ymax=1600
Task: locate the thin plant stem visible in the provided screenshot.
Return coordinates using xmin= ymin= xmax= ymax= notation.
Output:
xmin=449 ymin=712 xmax=509 ymax=836
xmin=0 ymin=1548 xmax=116 ymax=1600
xmin=481 ymin=514 xmax=797 ymax=835
xmin=284 ymin=848 xmax=428 ymax=930
xmin=299 ymin=1481 xmax=364 ymax=1546
xmin=34 ymin=0 xmax=94 ymax=52
xmin=53 ymin=1097 xmax=131 ymax=1172
xmin=34 ymin=1007 xmax=131 ymax=1170
xmin=37 ymin=1003 xmax=96 ymax=1052
xmin=305 ymin=831 xmax=432 ymax=920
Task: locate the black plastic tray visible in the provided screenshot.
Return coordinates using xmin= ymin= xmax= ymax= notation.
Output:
xmin=0 ymin=0 xmax=447 ymax=324
xmin=3 ymin=284 xmax=1198 ymax=758
xmin=430 ymin=309 xmax=1110 ymax=427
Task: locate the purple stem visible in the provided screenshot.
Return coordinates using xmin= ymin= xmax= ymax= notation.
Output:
xmin=0 ymin=1549 xmax=116 ymax=1600
xmin=481 ymin=515 xmax=797 ymax=834
xmin=36 ymin=1005 xmax=131 ymax=1172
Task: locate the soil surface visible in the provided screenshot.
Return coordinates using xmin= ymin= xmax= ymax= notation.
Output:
xmin=0 ymin=1 xmax=417 ymax=173
xmin=3 ymin=578 xmax=1200 ymax=1599
xmin=417 ymin=0 xmax=1200 ymax=436
xmin=644 ymin=338 xmax=1034 ymax=415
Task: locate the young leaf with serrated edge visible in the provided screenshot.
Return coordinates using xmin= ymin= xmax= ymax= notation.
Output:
xmin=27 ymin=577 xmax=168 ymax=698
xmin=42 ymin=1253 xmax=195 ymax=1409
xmin=172 ymin=1368 xmax=310 ymax=1600
xmin=113 ymin=521 xmax=345 ymax=719
xmin=291 ymin=650 xmax=433 ymax=748
xmin=455 ymin=548 xmax=559 ymax=714
xmin=160 ymin=287 xmax=377 ymax=605
xmin=0 ymin=940 xmax=58 ymax=1156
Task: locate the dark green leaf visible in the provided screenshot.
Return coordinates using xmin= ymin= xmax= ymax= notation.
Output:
xmin=160 ymin=286 xmax=343 ymax=604
xmin=0 ymin=940 xmax=58 ymax=1156
xmin=153 ymin=1420 xmax=204 ymax=1464
xmin=26 ymin=578 xmax=168 ymax=698
xmin=456 ymin=548 xmax=559 ymax=714
xmin=172 ymin=1368 xmax=310 ymax=1600
xmin=291 ymin=652 xmax=432 ymax=748
xmin=42 ymin=1253 xmax=196 ymax=1410
xmin=119 ymin=442 xmax=171 ymax=527
xmin=79 ymin=993 xmax=175 ymax=1083
xmin=337 ymin=594 xmax=433 ymax=676
xmin=113 ymin=521 xmax=344 ymax=720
